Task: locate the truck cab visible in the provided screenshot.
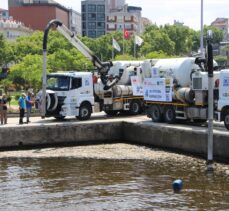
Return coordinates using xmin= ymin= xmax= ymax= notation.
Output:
xmin=37 ymin=71 xmax=94 ymax=120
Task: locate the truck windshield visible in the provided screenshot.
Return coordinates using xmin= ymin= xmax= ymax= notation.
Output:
xmin=47 ymin=75 xmax=70 ymax=91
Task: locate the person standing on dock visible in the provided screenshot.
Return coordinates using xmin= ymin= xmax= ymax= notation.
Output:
xmin=0 ymin=94 xmax=8 ymax=125
xmin=18 ymin=93 xmax=26 ymax=124
xmin=25 ymin=92 xmax=34 ymax=123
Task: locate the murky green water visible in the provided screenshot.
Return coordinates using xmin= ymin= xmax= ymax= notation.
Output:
xmin=0 ymin=156 xmax=228 ymax=210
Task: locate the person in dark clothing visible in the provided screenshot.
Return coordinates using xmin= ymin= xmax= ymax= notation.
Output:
xmin=1 ymin=94 xmax=7 ymax=124
xmin=18 ymin=93 xmax=26 ymax=124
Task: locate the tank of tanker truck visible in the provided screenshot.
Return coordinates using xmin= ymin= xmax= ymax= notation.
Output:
xmin=141 ymin=59 xmax=159 ymax=79
xmin=152 ymin=57 xmax=199 ymax=87
xmin=108 ymin=61 xmax=142 ymax=85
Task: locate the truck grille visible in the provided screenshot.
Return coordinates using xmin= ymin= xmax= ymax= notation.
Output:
xmin=193 ymin=78 xmax=202 ymax=90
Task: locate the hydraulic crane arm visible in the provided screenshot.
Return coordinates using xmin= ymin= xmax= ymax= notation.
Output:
xmin=43 ymin=19 xmax=113 ymax=76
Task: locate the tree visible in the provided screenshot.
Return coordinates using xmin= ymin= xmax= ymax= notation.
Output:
xmin=140 ymin=25 xmax=175 ymax=56
xmin=163 ymin=24 xmax=196 ymax=55
xmin=221 ymin=45 xmax=229 ymax=65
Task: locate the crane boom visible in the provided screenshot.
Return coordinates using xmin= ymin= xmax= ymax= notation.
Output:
xmin=43 ymin=19 xmax=112 ymax=75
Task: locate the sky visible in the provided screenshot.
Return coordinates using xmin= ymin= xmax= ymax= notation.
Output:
xmin=1 ymin=0 xmax=229 ymax=30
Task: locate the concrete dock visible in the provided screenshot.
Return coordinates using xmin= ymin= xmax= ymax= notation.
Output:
xmin=0 ymin=112 xmax=229 ymax=162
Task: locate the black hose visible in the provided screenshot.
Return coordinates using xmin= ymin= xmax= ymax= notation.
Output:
xmin=43 ymin=19 xmax=63 ymax=51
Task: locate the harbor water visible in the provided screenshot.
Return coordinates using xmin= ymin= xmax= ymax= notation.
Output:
xmin=0 ymin=144 xmax=228 ymax=210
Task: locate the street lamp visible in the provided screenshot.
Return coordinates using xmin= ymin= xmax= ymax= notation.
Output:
xmin=200 ymin=0 xmax=204 ymax=58
xmin=206 ymin=30 xmax=214 ymax=172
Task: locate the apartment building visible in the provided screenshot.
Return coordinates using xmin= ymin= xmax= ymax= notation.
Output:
xmin=0 ymin=17 xmax=33 ymax=41
xmin=106 ymin=0 xmax=142 ymax=36
xmin=81 ymin=0 xmax=106 ymax=38
xmin=8 ymin=0 xmax=81 ymax=34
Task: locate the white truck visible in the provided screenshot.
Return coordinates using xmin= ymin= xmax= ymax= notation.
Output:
xmin=141 ymin=57 xmax=229 ymax=130
xmin=37 ymin=20 xmax=144 ymax=120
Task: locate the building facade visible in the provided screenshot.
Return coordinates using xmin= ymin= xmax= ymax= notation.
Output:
xmin=211 ymin=18 xmax=229 ymax=41
xmin=8 ymin=0 xmax=81 ymax=35
xmin=69 ymin=9 xmax=82 ymax=35
xmin=106 ymin=3 xmax=142 ymax=36
xmin=81 ymin=0 xmax=106 ymax=38
xmin=0 ymin=18 xmax=33 ymax=41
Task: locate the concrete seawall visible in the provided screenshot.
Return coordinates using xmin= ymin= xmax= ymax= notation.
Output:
xmin=0 ymin=116 xmax=228 ymax=162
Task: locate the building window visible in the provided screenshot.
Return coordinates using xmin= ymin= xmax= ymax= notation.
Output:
xmin=88 ymin=13 xmax=96 ymax=21
xmin=97 ymin=5 xmax=105 ymax=12
xmin=82 ymin=5 xmax=86 ymax=12
xmin=125 ymin=16 xmax=132 ymax=22
xmin=125 ymin=23 xmax=132 ymax=30
xmin=88 ymin=30 xmax=96 ymax=38
xmin=117 ymin=23 xmax=123 ymax=30
xmin=97 ymin=13 xmax=105 ymax=21
xmin=97 ymin=31 xmax=105 ymax=36
xmin=88 ymin=22 xmax=96 ymax=29
xmin=82 ymin=14 xmax=86 ymax=21
xmin=97 ymin=22 xmax=105 ymax=29
xmin=117 ymin=16 xmax=123 ymax=22
xmin=82 ymin=31 xmax=87 ymax=36
xmin=108 ymin=16 xmax=116 ymax=22
xmin=107 ymin=23 xmax=116 ymax=30
xmin=82 ymin=22 xmax=86 ymax=29
xmin=88 ymin=4 xmax=96 ymax=12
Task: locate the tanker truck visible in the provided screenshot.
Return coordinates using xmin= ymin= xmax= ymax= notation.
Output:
xmin=142 ymin=57 xmax=229 ymax=130
xmin=36 ymin=19 xmax=144 ymax=120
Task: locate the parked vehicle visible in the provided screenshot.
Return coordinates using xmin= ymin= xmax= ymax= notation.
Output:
xmin=142 ymin=57 xmax=229 ymax=130
xmin=36 ymin=20 xmax=144 ymax=120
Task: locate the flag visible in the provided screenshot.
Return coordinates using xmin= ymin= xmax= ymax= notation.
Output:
xmin=124 ymin=29 xmax=129 ymax=39
xmin=112 ymin=38 xmax=121 ymax=52
xmin=135 ymin=35 xmax=144 ymax=46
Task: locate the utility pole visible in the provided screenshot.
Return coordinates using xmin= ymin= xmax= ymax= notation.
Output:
xmin=206 ymin=30 xmax=214 ymax=172
xmin=200 ymin=0 xmax=204 ymax=58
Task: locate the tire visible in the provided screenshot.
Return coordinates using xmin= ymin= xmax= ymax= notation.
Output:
xmin=105 ymin=110 xmax=118 ymax=116
xmin=77 ymin=103 xmax=92 ymax=121
xmin=164 ymin=106 xmax=176 ymax=124
xmin=224 ymin=110 xmax=229 ymax=130
xmin=149 ymin=105 xmax=162 ymax=122
xmin=193 ymin=119 xmax=207 ymax=124
xmin=129 ymin=100 xmax=141 ymax=115
xmin=54 ymin=116 xmax=65 ymax=120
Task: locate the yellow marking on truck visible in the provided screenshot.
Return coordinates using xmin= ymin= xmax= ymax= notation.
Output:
xmin=145 ymin=101 xmax=189 ymax=106
xmin=113 ymin=97 xmax=143 ymax=102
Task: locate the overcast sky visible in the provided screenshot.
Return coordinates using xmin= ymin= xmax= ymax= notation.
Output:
xmin=1 ymin=0 xmax=228 ymax=30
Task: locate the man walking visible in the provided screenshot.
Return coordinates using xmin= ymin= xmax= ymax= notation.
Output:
xmin=25 ymin=92 xmax=33 ymax=123
xmin=18 ymin=93 xmax=26 ymax=124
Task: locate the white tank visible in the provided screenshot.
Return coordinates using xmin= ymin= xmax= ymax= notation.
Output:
xmin=141 ymin=59 xmax=159 ymax=79
xmin=108 ymin=61 xmax=142 ymax=85
xmin=112 ymin=85 xmax=133 ymax=97
xmin=153 ymin=57 xmax=200 ymax=87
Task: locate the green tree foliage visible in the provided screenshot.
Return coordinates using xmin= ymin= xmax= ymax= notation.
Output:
xmin=140 ymin=25 xmax=175 ymax=56
xmin=163 ymin=24 xmax=196 ymax=55
xmin=0 ymin=34 xmax=15 ymax=67
xmin=9 ymin=54 xmax=43 ymax=91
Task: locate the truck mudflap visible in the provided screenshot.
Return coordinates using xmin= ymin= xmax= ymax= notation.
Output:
xmin=214 ymin=111 xmax=220 ymax=122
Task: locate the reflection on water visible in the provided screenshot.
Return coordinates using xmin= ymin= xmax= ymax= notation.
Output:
xmin=0 ymin=158 xmax=229 ymax=210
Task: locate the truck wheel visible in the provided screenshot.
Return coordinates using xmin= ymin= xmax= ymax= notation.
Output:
xmin=150 ymin=105 xmax=162 ymax=122
xmin=164 ymin=106 xmax=176 ymax=124
xmin=224 ymin=110 xmax=229 ymax=130
xmin=105 ymin=110 xmax=118 ymax=116
xmin=77 ymin=103 xmax=92 ymax=121
xmin=55 ymin=116 xmax=65 ymax=120
xmin=129 ymin=100 xmax=141 ymax=115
